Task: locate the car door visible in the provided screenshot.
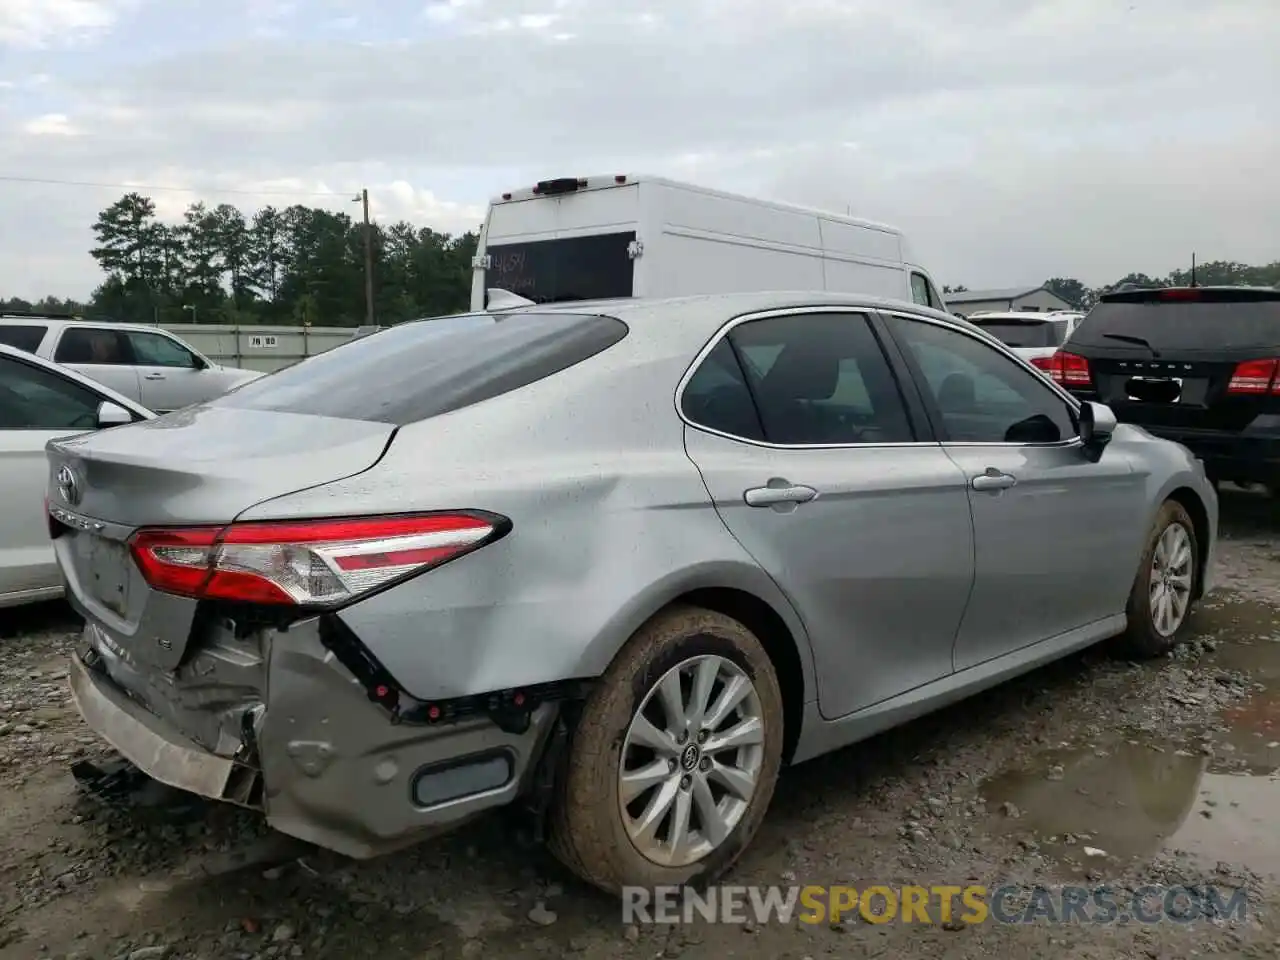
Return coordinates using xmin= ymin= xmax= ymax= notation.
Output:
xmin=52 ymin=326 xmax=143 ymax=402
xmin=120 ymin=330 xmax=206 ymax=411
xmin=0 ymin=355 xmax=112 ymax=600
xmin=882 ymin=310 xmax=1148 ymax=671
xmin=680 ymin=308 xmax=975 ymax=720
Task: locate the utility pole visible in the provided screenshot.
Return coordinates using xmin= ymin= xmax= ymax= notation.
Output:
xmin=354 ymin=189 xmax=375 ymax=326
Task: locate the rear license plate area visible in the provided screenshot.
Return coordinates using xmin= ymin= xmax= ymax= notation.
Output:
xmin=74 ymin=532 xmax=131 ymax=615
xmin=1125 ymin=376 xmax=1183 ymax=403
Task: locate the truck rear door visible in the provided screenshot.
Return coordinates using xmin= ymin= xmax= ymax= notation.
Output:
xmin=478 ymin=178 xmax=641 ymax=307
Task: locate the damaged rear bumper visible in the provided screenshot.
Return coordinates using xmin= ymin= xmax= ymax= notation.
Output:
xmin=68 ymin=617 xmax=559 ymax=859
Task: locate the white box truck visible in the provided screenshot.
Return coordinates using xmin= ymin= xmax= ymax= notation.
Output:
xmin=470 ymin=174 xmax=948 ymax=313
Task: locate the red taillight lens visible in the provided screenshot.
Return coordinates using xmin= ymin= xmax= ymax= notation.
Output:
xmin=129 ymin=513 xmax=501 ymax=606
xmin=1227 ymin=358 xmax=1280 ymax=395
xmin=1039 ymin=350 xmax=1092 ymax=387
xmin=1029 ymin=355 xmax=1056 ymax=372
xmin=1059 ymin=352 xmax=1091 ymax=386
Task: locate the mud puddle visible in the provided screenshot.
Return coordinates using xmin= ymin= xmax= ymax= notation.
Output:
xmin=980 ymin=592 xmax=1280 ymax=879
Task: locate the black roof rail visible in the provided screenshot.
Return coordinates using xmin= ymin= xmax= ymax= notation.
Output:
xmin=0 ymin=309 xmax=82 ymax=320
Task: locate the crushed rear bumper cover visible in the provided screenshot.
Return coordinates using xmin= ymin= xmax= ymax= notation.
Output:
xmin=68 ymin=617 xmax=559 ymax=859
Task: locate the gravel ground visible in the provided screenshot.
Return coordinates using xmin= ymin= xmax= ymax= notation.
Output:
xmin=1 ymin=487 xmax=1278 ymax=960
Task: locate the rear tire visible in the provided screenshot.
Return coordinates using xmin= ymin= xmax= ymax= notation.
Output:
xmin=548 ymin=605 xmax=785 ymax=894
xmin=1116 ymin=500 xmax=1199 ymax=658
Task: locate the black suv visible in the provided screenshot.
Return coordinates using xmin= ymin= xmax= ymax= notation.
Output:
xmin=1041 ymin=285 xmax=1280 ymax=491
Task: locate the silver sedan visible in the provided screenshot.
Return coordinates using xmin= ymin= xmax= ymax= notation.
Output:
xmin=0 ymin=343 xmax=152 ymax=609
xmin=47 ymin=291 xmax=1216 ymax=893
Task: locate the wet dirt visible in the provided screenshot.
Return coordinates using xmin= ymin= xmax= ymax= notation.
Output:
xmin=980 ymin=590 xmax=1280 ymax=882
xmin=1 ymin=488 xmax=1279 ymax=959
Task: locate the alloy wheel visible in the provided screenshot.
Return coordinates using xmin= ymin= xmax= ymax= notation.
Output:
xmin=617 ymin=654 xmax=765 ymax=867
xmin=1150 ymin=521 xmax=1193 ymax=637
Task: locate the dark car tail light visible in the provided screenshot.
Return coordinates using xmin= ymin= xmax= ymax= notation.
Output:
xmin=1040 ymin=350 xmax=1092 ymax=387
xmin=1227 ymin=358 xmax=1280 ymax=395
xmin=130 ymin=513 xmax=506 ymax=606
xmin=1029 ymin=355 xmax=1056 ymax=373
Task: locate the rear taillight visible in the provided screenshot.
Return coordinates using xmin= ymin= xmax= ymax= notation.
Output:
xmin=129 ymin=513 xmax=504 ymax=606
xmin=1029 ymin=355 xmax=1056 ymax=372
xmin=1227 ymin=359 xmax=1280 ymax=395
xmin=1038 ymin=351 xmax=1092 ymax=387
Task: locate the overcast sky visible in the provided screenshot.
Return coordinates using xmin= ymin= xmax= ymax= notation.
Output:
xmin=1 ymin=0 xmax=1277 ymax=299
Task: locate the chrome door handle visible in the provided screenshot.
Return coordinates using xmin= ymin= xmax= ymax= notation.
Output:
xmin=143 ymin=373 xmax=166 ymax=380
xmin=744 ymin=483 xmax=818 ymax=507
xmin=971 ymin=469 xmax=1017 ymax=491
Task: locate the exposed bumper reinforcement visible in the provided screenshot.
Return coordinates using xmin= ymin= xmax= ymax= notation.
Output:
xmin=69 ymin=620 xmax=562 ymax=860
xmin=69 ymin=652 xmax=240 ymax=802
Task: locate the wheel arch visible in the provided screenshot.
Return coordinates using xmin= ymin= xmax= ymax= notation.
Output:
xmin=1164 ymin=486 xmax=1211 ymax=601
xmin=576 ymin=566 xmax=815 ymax=765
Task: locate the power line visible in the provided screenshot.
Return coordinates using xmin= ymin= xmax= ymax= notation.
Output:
xmin=0 ymin=173 xmax=349 ymax=199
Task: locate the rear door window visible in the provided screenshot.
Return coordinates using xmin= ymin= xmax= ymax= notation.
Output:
xmin=683 ymin=312 xmax=915 ymax=445
xmin=211 ymin=311 xmax=628 ymax=426
xmin=0 ymin=324 xmax=47 ymax=353
xmin=484 ymin=232 xmax=636 ymax=305
xmin=54 ymin=327 xmax=132 ymax=364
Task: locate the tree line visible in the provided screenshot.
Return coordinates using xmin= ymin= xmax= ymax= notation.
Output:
xmin=1 ymin=192 xmax=1277 ymax=327
xmin=2 ymin=193 xmax=479 ymax=328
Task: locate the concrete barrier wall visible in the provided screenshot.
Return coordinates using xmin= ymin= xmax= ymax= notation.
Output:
xmin=157 ymin=324 xmax=353 ymax=373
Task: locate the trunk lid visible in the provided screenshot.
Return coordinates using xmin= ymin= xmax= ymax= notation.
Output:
xmin=46 ymin=406 xmax=395 ymax=527
xmin=46 ymin=407 xmax=394 ymax=672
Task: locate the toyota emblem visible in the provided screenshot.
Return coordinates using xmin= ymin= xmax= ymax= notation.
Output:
xmin=56 ymin=465 xmax=82 ymax=506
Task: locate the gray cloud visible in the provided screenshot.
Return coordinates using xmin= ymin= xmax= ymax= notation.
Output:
xmin=1 ymin=0 xmax=1278 ymax=297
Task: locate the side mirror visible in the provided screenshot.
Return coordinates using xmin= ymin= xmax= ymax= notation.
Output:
xmin=1078 ymin=401 xmax=1116 ymax=461
xmin=96 ymin=400 xmax=134 ymax=429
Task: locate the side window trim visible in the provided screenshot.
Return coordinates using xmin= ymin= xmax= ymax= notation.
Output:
xmin=879 ymin=309 xmax=1081 ymax=447
xmin=675 ymin=306 xmax=935 ymax=449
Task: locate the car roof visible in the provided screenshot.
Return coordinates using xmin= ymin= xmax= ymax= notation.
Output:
xmin=501 ymin=290 xmax=962 ymax=329
xmin=0 ymin=342 xmax=155 ymax=418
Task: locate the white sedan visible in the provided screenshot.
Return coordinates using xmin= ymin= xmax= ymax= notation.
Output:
xmin=0 ymin=343 xmax=153 ymax=609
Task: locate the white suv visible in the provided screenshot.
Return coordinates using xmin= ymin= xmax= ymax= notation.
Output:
xmin=0 ymin=314 xmax=262 ymax=413
xmin=965 ymin=310 xmax=1084 ymax=369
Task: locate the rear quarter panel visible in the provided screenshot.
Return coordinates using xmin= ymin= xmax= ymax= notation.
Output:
xmin=234 ymin=319 xmax=818 ymax=704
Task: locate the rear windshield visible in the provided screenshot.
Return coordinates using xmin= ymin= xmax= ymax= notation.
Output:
xmin=484 ymin=231 xmax=636 ymax=305
xmin=0 ymin=324 xmax=47 ymax=353
xmin=1072 ymin=297 xmax=1280 ymax=352
xmin=210 ymin=311 xmax=628 ymax=426
xmin=969 ymin=319 xmax=1067 ymax=349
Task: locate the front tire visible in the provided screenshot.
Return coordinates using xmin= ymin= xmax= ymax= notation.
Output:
xmin=1117 ymin=500 xmax=1199 ymax=658
xmin=549 ymin=605 xmax=785 ymax=894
